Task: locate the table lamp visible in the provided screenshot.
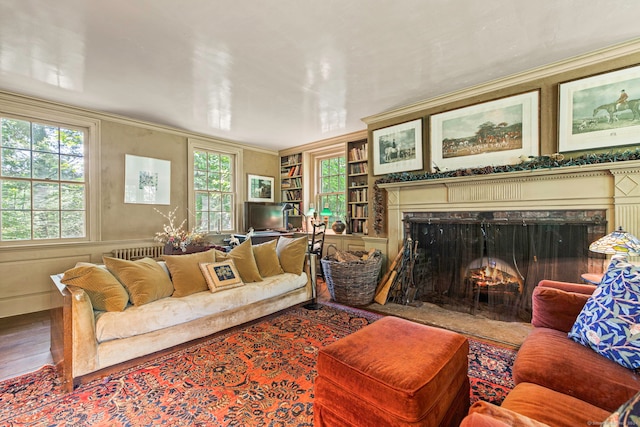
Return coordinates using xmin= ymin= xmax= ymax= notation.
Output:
xmin=320 ymin=205 xmax=333 ymax=226
xmin=589 ymin=226 xmax=640 ymax=260
xmin=282 ymin=203 xmax=306 ymax=231
xmin=306 ymin=205 xmax=317 ymax=225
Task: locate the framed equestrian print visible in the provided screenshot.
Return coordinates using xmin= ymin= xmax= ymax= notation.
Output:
xmin=372 ymin=118 xmax=423 ymax=175
xmin=559 ymin=64 xmax=640 ymax=152
xmin=430 ymin=91 xmax=539 ymax=172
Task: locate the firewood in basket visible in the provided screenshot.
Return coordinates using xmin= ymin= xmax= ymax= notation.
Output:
xmin=361 ymin=248 xmax=376 ymax=260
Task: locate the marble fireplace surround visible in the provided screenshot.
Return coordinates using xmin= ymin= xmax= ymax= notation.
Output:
xmin=379 ymin=160 xmax=640 ymax=269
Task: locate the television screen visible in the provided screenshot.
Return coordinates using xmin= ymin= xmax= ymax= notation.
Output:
xmin=244 ymin=202 xmax=284 ymax=232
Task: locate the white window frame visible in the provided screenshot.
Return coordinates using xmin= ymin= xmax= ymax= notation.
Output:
xmin=187 ymin=138 xmax=243 ymax=233
xmin=309 ymin=145 xmax=346 ymax=226
xmin=0 ymin=95 xmax=101 ymax=247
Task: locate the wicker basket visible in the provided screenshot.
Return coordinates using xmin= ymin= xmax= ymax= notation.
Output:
xmin=321 ymin=247 xmax=383 ymax=305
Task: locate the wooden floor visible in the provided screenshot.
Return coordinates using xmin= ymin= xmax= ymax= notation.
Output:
xmin=0 ymin=310 xmax=53 ymax=382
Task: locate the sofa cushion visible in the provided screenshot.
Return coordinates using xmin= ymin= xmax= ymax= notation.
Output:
xmin=501 ymin=383 xmax=610 ymax=427
xmin=602 ymin=390 xmax=640 ymax=426
xmin=276 ymin=236 xmax=307 ymax=275
xmin=215 ymin=239 xmax=262 ymax=282
xmin=103 ymin=257 xmax=174 ymax=306
xmin=199 ymin=260 xmax=245 ymax=292
xmin=568 ymin=256 xmax=640 ymax=369
xmin=252 ymin=239 xmax=284 ymax=277
xmin=513 ymin=327 xmax=640 ymax=412
xmin=95 ymin=271 xmax=307 ymax=342
xmin=61 ymin=264 xmax=129 ymax=312
xmin=531 ymin=286 xmax=590 ymax=332
xmin=465 ymin=400 xmax=550 ymax=426
xmin=163 ymin=250 xmax=215 ymax=297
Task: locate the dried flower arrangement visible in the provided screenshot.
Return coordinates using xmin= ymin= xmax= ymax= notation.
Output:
xmin=154 ymin=206 xmax=205 ymax=252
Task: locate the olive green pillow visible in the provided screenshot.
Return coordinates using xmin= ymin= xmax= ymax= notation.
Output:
xmin=61 ymin=264 xmax=129 ymax=312
xmin=252 ymin=239 xmax=284 ymax=278
xmin=163 ymin=250 xmax=215 ymax=297
xmin=276 ymin=236 xmax=308 ymax=275
xmin=215 ymin=238 xmax=263 ymax=282
xmin=103 ymin=257 xmax=174 ymax=306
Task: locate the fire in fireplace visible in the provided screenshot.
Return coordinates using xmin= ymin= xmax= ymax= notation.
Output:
xmin=404 ymin=210 xmax=606 ymax=322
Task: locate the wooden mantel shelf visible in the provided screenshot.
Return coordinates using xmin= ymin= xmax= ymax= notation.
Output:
xmin=377 ymin=159 xmax=640 ymax=190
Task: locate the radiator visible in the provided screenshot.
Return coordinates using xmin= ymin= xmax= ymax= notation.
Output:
xmin=111 ymin=245 xmax=165 ymax=260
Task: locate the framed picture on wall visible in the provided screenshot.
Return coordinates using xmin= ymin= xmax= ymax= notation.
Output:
xmin=372 ymin=118 xmax=423 ymax=175
xmin=247 ymin=174 xmax=274 ymax=202
xmin=124 ymin=154 xmax=171 ymax=204
xmin=430 ymin=90 xmax=539 ymax=172
xmin=558 ymin=64 xmax=640 ymax=152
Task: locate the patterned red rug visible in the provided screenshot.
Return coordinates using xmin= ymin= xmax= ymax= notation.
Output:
xmin=0 ymin=304 xmax=515 ymax=426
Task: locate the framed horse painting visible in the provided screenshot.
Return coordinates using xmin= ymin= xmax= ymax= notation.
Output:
xmin=559 ymin=64 xmax=640 ymax=152
xmin=429 ymin=91 xmax=539 ymax=173
xmin=372 ymin=118 xmax=423 ymax=175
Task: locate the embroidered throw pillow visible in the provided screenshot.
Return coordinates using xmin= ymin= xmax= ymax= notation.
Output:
xmin=199 ymin=260 xmax=245 ymax=293
xmin=568 ymin=256 xmax=640 ymax=369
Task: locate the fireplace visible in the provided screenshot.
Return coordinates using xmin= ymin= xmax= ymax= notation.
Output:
xmin=375 ymin=161 xmax=640 ymax=322
xmin=401 ymin=210 xmax=605 ymax=321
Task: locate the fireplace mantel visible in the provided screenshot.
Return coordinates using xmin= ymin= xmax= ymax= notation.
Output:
xmin=379 ymin=160 xmax=640 ymax=263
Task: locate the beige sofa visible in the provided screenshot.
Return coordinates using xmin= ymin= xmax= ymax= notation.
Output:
xmin=50 ymin=243 xmax=315 ymax=392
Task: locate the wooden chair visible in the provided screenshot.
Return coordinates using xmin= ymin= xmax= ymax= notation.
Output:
xmin=309 ymin=222 xmax=327 ymax=278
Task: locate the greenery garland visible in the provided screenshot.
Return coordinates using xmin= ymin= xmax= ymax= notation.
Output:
xmin=372 ymin=148 xmax=640 ymax=235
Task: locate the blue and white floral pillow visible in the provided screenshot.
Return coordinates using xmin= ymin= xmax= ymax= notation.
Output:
xmin=602 ymin=390 xmax=640 ymax=426
xmin=568 ymin=256 xmax=640 ymax=370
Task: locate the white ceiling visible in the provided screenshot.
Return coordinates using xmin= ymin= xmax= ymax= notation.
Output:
xmin=1 ymin=1 xmax=640 ymax=151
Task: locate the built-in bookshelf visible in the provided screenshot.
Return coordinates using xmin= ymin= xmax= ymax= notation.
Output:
xmin=347 ymin=139 xmax=369 ymax=234
xmin=280 ymin=152 xmax=303 ymax=221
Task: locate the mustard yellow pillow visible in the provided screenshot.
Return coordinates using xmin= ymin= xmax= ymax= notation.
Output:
xmin=252 ymin=239 xmax=284 ymax=277
xmin=163 ymin=250 xmax=215 ymax=297
xmin=199 ymin=260 xmax=245 ymax=292
xmin=276 ymin=236 xmax=308 ymax=275
xmin=103 ymin=257 xmax=174 ymax=306
xmin=61 ymin=264 xmax=129 ymax=312
xmin=215 ymin=238 xmax=262 ymax=282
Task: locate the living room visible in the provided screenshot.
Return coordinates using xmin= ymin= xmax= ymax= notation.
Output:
xmin=2 ymin=2 xmax=640 ymax=425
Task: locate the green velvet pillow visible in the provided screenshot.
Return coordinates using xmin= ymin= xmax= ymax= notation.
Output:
xmin=103 ymin=257 xmax=174 ymax=306
xmin=252 ymin=239 xmax=284 ymax=278
xmin=215 ymin=238 xmax=263 ymax=282
xmin=61 ymin=264 xmax=129 ymax=312
xmin=163 ymin=250 xmax=215 ymax=297
xmin=276 ymin=236 xmax=308 ymax=275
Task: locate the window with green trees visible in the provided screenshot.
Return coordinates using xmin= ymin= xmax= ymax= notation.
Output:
xmin=1 ymin=117 xmax=86 ymax=242
xmin=318 ymin=155 xmax=346 ymax=224
xmin=193 ymin=150 xmax=234 ymax=232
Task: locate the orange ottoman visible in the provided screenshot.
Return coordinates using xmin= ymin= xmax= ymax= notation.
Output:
xmin=314 ymin=316 xmax=469 ymax=426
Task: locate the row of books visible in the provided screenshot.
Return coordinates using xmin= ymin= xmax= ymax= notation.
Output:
xmin=282 ymin=164 xmax=302 ymax=177
xmin=283 ymin=190 xmax=302 ymax=201
xmin=350 ymin=188 xmax=368 ymax=203
xmin=350 ymin=219 xmax=369 ymax=234
xmin=281 ymin=153 xmax=302 ymax=166
xmin=349 ymin=162 xmax=368 ymax=175
xmin=348 ymin=144 xmax=368 ymax=162
xmin=350 ymin=204 xmax=369 ymax=218
xmin=281 ymin=177 xmax=302 ymax=188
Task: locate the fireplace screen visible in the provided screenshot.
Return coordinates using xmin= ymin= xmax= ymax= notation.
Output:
xmin=409 ymin=221 xmax=591 ymax=322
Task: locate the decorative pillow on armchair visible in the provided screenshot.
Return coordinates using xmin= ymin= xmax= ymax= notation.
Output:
xmin=602 ymin=389 xmax=640 ymax=427
xmin=568 ymin=256 xmax=640 ymax=369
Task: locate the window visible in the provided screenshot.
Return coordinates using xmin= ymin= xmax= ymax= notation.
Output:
xmin=0 ymin=116 xmax=86 ymax=242
xmin=193 ymin=149 xmax=234 ymax=232
xmin=317 ymin=155 xmax=346 ymax=224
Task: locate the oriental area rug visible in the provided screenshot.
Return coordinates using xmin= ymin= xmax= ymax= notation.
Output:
xmin=0 ymin=304 xmax=515 ymax=426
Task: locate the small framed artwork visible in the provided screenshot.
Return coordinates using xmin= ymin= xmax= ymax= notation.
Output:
xmin=430 ymin=91 xmax=539 ymax=172
xmin=559 ymin=64 xmax=640 ymax=152
xmin=199 ymin=261 xmax=244 ymax=292
xmin=372 ymin=118 xmax=423 ymax=175
xmin=124 ymin=154 xmax=171 ymax=204
xmin=247 ymin=174 xmax=274 ymax=202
